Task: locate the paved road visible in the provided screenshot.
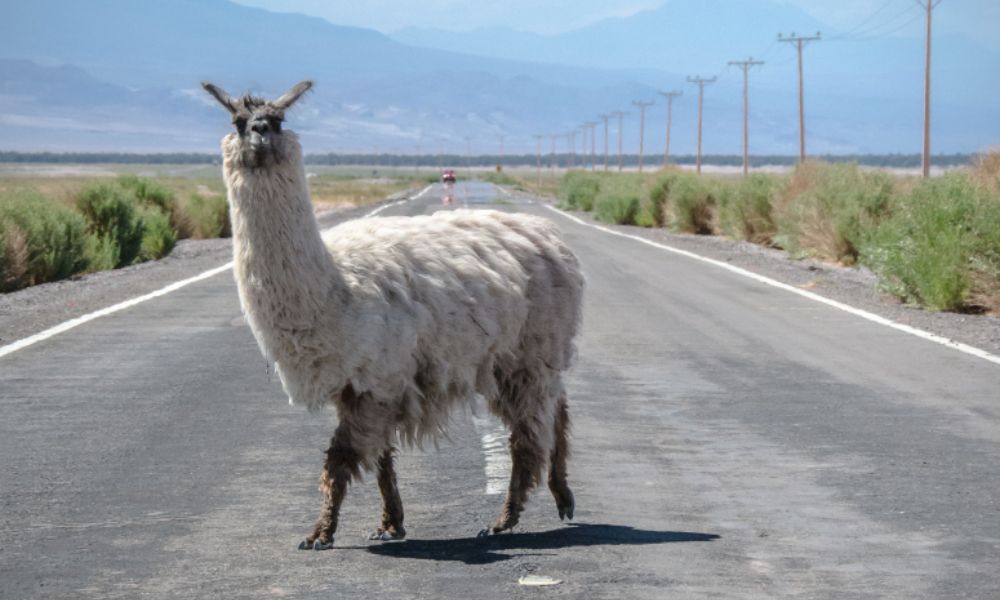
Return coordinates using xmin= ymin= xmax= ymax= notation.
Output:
xmin=2 ymin=182 xmax=999 ymax=599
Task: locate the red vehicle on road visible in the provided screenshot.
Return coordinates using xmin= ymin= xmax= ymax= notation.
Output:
xmin=441 ymin=169 xmax=456 ymax=184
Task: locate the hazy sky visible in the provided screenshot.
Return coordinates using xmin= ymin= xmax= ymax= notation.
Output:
xmin=231 ymin=0 xmax=999 ymax=49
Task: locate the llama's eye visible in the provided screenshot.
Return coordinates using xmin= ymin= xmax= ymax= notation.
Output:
xmin=234 ymin=118 xmax=247 ymax=132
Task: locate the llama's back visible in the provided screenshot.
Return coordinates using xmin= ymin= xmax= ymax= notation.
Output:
xmin=322 ymin=209 xmax=582 ymax=429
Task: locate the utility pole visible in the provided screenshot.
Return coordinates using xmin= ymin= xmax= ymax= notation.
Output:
xmin=568 ymin=131 xmax=577 ymax=168
xmin=587 ymin=121 xmax=597 ymax=171
xmin=686 ymin=76 xmax=716 ymax=174
xmin=579 ymin=125 xmax=589 ymax=170
xmin=727 ymin=57 xmax=765 ymax=176
xmin=533 ymin=134 xmax=543 ymax=187
xmin=549 ymin=134 xmax=557 ymax=172
xmin=919 ymin=1 xmax=941 ymax=178
xmin=632 ymin=100 xmax=654 ymax=173
xmin=611 ymin=110 xmax=626 ymax=171
xmin=657 ymin=90 xmax=682 ymax=168
xmin=499 ymin=134 xmax=505 ymax=168
xmin=779 ymin=31 xmax=821 ymax=163
xmin=463 ymin=135 xmax=472 ymax=173
xmin=598 ymin=114 xmax=610 ymax=171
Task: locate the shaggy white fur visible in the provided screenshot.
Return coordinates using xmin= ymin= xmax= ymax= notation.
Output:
xmin=222 ymin=130 xmax=584 ymax=465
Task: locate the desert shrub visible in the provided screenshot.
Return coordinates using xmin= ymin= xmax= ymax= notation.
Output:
xmin=861 ymin=173 xmax=1000 ymax=312
xmin=719 ymin=173 xmax=781 ymax=244
xmin=0 ymin=190 xmax=88 ymax=290
xmin=595 ymin=194 xmax=640 ymax=225
xmin=642 ymin=172 xmax=680 ymax=227
xmin=482 ymin=171 xmax=520 ymax=187
xmin=0 ymin=222 xmax=29 ymax=290
xmin=183 ymin=192 xmax=231 ymax=238
xmin=116 ymin=174 xmax=192 ymax=238
xmin=559 ymin=171 xmax=600 ymax=211
xmin=666 ymin=173 xmax=720 ymax=234
xmin=775 ymin=162 xmax=894 ymax=264
xmin=136 ymin=206 xmax=176 ymax=261
xmin=971 ymin=148 xmax=1000 ymax=195
xmin=76 ymin=183 xmax=145 ymax=267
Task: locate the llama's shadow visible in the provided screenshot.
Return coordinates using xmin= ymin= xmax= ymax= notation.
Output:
xmin=360 ymin=523 xmax=720 ymax=565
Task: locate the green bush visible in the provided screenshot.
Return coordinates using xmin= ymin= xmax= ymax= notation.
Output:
xmin=76 ymin=183 xmax=145 ymax=268
xmin=776 ymin=162 xmax=894 ymax=264
xmin=116 ymin=174 xmax=191 ymax=238
xmin=666 ymin=173 xmax=719 ymax=234
xmin=0 ymin=190 xmax=88 ymax=291
xmin=559 ymin=171 xmax=600 ymax=211
xmin=137 ymin=206 xmax=176 ymax=261
xmin=719 ymin=174 xmax=781 ymax=244
xmin=862 ymin=173 xmax=1000 ymax=312
xmin=184 ymin=193 xmax=231 ymax=239
xmin=643 ymin=172 xmax=679 ymax=228
xmin=595 ymin=194 xmax=640 ymax=225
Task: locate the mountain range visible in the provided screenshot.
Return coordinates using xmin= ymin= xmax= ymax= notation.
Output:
xmin=0 ymin=0 xmax=997 ymax=156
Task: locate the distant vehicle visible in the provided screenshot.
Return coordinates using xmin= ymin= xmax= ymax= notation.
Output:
xmin=441 ymin=169 xmax=456 ymax=184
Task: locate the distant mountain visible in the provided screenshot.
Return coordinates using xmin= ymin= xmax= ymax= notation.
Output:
xmin=0 ymin=0 xmax=997 ymax=154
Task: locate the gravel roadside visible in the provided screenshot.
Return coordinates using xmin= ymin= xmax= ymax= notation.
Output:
xmin=554 ymin=205 xmax=1000 ymax=358
xmin=0 ymin=194 xmax=408 ymax=348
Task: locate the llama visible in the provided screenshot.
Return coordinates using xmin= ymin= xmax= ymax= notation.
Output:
xmin=202 ymin=80 xmax=584 ymax=550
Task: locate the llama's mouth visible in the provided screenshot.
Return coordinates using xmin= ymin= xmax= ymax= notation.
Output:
xmin=250 ymin=131 xmax=271 ymax=150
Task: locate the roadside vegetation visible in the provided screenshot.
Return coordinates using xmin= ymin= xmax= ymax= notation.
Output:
xmin=0 ymin=168 xmax=424 ymax=293
xmin=553 ymin=151 xmax=1000 ymax=314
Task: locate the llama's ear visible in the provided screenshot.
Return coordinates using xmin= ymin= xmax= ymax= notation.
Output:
xmin=201 ymin=81 xmax=238 ymax=114
xmin=273 ymin=80 xmax=314 ymax=110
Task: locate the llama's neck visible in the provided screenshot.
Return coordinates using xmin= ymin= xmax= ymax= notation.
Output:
xmin=222 ymin=132 xmax=342 ymax=326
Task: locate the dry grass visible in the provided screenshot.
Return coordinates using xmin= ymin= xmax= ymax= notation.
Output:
xmin=306 ymin=175 xmax=412 ymax=209
xmin=971 ymin=148 xmax=1000 ymax=195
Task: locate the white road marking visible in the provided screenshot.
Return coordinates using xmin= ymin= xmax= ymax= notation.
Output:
xmin=472 ymin=415 xmax=511 ymax=495
xmin=0 ymin=185 xmax=435 ymax=359
xmin=364 ymin=184 xmax=434 ymax=217
xmin=0 ymin=263 xmax=233 ymax=359
xmin=545 ymin=205 xmax=1000 ymax=367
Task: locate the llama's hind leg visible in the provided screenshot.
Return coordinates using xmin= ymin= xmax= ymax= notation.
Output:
xmin=369 ymin=448 xmax=406 ymax=541
xmin=299 ymin=427 xmax=362 ymax=551
xmin=479 ymin=420 xmax=547 ymax=536
xmin=548 ymin=394 xmax=575 ymax=520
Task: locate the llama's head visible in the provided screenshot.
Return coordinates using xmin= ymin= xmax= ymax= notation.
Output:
xmin=201 ymin=80 xmax=313 ymax=168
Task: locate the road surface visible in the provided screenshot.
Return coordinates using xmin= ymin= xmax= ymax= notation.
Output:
xmin=2 ymin=182 xmax=999 ymax=599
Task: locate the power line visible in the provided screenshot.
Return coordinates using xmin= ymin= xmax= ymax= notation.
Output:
xmin=828 ymin=0 xmax=899 ymax=40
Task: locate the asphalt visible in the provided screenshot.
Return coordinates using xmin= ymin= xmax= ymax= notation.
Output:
xmin=1 ymin=182 xmax=999 ymax=599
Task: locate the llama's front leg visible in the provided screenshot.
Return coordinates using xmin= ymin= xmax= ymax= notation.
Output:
xmin=368 ymin=448 xmax=406 ymax=541
xmin=299 ymin=431 xmax=361 ymax=551
xmin=479 ymin=422 xmax=546 ymax=536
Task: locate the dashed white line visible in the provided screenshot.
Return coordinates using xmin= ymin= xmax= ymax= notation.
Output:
xmin=545 ymin=204 xmax=1000 ymax=367
xmin=472 ymin=415 xmax=511 ymax=496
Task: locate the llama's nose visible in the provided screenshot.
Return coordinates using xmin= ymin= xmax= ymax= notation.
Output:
xmin=250 ymin=122 xmax=271 ymax=148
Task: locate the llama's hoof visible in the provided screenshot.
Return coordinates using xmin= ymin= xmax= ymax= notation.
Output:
xmin=367 ymin=528 xmax=405 ymax=542
xmin=558 ymin=501 xmax=575 ymax=521
xmin=298 ymin=538 xmax=335 ymax=551
xmin=476 ymin=527 xmax=495 ymax=538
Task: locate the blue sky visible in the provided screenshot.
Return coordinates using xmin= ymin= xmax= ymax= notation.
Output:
xmin=232 ymin=0 xmax=1000 ymax=50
